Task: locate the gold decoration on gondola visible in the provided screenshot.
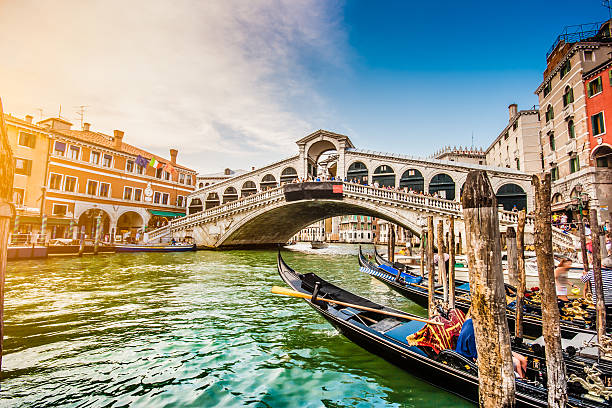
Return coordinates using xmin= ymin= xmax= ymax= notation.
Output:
xmin=568 ymin=364 xmax=612 ymax=401
xmin=584 ymin=335 xmax=612 ymax=359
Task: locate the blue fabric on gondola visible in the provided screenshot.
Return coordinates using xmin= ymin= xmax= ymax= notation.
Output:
xmin=378 ymin=264 xmax=423 ymax=285
xmin=456 ymin=282 xmax=470 ymax=291
xmin=455 ymin=318 xmax=477 ymax=361
xmin=384 ymin=320 xmax=426 ymax=343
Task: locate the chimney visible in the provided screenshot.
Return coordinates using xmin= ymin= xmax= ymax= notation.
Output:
xmin=25 ymin=115 xmax=33 ymax=124
xmin=83 ymin=122 xmax=90 ymax=131
xmin=170 ymin=148 xmax=178 ymax=164
xmin=113 ymin=130 xmax=124 ymax=149
xmin=508 ymin=103 xmax=518 ymax=121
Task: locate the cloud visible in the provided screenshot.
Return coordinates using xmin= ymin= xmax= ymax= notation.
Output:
xmin=0 ymin=0 xmax=346 ymax=172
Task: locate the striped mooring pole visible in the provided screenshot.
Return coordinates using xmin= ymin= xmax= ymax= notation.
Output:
xmin=94 ymin=215 xmax=101 ymax=255
xmin=13 ymin=214 xmax=19 ymax=234
xmin=40 ymin=214 xmax=47 ymax=244
xmin=69 ymin=219 xmax=75 ymax=240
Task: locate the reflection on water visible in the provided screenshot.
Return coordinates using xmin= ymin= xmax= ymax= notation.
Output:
xmin=2 ymin=245 xmax=472 ymax=407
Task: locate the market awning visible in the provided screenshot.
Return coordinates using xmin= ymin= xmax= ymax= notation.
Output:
xmin=148 ymin=209 xmax=186 ymax=218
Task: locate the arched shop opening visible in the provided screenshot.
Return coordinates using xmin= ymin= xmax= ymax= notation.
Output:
xmin=372 ymin=165 xmax=395 ymax=187
xmin=429 ymin=173 xmax=455 ymax=200
xmin=280 ymin=167 xmax=298 ymax=184
xmin=241 ymin=181 xmax=257 ymax=197
xmin=496 ymin=183 xmax=527 ymax=211
xmin=223 ymin=187 xmax=239 ymax=203
xmin=147 ymin=210 xmax=186 ymax=231
xmin=347 ymin=161 xmax=368 ymax=184
xmin=260 ymin=174 xmax=277 ymax=190
xmin=117 ymin=211 xmax=144 ymax=242
xmin=399 ymin=169 xmax=424 ymax=192
xmin=205 ymin=192 xmax=220 ymax=209
xmin=78 ymin=209 xmax=111 ymax=240
xmin=189 ymin=198 xmax=203 ymax=215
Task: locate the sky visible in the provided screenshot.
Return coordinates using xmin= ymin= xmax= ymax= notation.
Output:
xmin=0 ymin=0 xmax=609 ymax=173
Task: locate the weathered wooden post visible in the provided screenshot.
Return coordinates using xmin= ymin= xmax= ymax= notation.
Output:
xmin=515 ymin=210 xmax=526 ymax=339
xmin=461 ymin=170 xmax=515 ymax=407
xmin=448 ymin=217 xmax=456 ymax=308
xmin=419 ymin=228 xmax=425 ymax=277
xmin=457 ymin=231 xmax=462 ymax=255
xmin=506 ymin=227 xmax=518 ymax=288
xmin=93 ymin=214 xmax=101 ymax=255
xmin=437 ymin=220 xmax=448 ymax=303
xmin=427 ymin=216 xmax=435 ymax=318
xmin=589 ymin=205 xmax=606 ymax=342
xmin=578 ymin=213 xmax=590 ymax=276
xmin=389 ymin=225 xmax=395 ymax=264
xmin=0 ymin=97 xmax=15 ymax=371
xmin=532 ymin=173 xmax=567 ymax=407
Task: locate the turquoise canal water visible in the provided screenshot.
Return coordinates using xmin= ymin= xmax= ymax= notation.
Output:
xmin=2 ymin=244 xmax=472 ymax=407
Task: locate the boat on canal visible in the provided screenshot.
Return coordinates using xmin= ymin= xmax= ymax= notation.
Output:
xmin=310 ymin=240 xmax=328 ymax=249
xmin=276 ymin=251 xmax=612 ymax=407
xmin=115 ymin=243 xmax=196 ymax=253
xmin=359 ymin=247 xmax=609 ymax=340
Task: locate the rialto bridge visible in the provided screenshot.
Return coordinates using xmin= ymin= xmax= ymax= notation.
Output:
xmin=147 ymin=130 xmax=575 ymax=249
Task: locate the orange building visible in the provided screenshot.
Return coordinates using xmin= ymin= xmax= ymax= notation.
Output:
xmin=39 ymin=118 xmax=196 ymax=242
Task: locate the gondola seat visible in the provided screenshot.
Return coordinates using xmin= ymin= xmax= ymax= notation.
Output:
xmin=456 ymin=282 xmax=470 ymax=291
xmin=436 ymin=349 xmax=478 ymax=373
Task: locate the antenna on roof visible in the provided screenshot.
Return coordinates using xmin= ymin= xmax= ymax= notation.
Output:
xmin=603 ymin=0 xmax=612 ymax=19
xmin=36 ymin=108 xmax=43 ymax=120
xmin=58 ymin=104 xmax=62 ymax=119
xmin=471 ymin=131 xmax=474 ymax=149
xmin=74 ymin=105 xmax=90 ymax=129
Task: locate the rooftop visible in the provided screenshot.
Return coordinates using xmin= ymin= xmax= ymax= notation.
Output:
xmin=546 ymin=20 xmax=611 ymax=61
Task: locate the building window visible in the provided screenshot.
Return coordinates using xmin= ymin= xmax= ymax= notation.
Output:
xmin=164 ymin=171 xmax=170 ymax=181
xmin=569 ymin=157 xmax=580 ymax=173
xmin=64 ymin=176 xmax=77 ymax=192
xmin=592 ymin=112 xmax=605 ymax=135
xmin=52 ymin=204 xmax=68 ymax=216
xmin=123 ymin=187 xmax=133 ymax=200
xmin=49 ymin=173 xmax=62 ymax=190
xmin=156 ymin=167 xmax=163 ymax=178
xmin=177 ymin=196 xmax=184 ymax=207
xmin=53 ymin=141 xmax=66 ymax=156
xmin=503 ymin=132 xmax=508 ymax=140
xmin=560 ymin=60 xmax=571 ymax=78
xmin=545 ymin=105 xmax=554 ymax=122
xmin=563 ymin=86 xmax=574 ymax=106
xmin=551 ymin=166 xmax=559 ymax=181
xmin=516 ymin=158 xmax=520 ymax=170
xmin=543 ymin=82 xmax=551 ymax=97
xmin=153 ymin=192 xmax=161 ymax=204
xmin=186 ymin=175 xmax=192 ymax=185
xmin=609 ymin=70 xmax=612 ymax=86
xmin=126 ymin=160 xmax=134 ymax=172
xmin=99 ymin=182 xmax=110 ymax=197
xmin=86 ymin=180 xmax=98 ymax=195
xmin=136 ymin=165 xmax=144 ymax=175
xmin=13 ymin=188 xmax=24 ymax=206
xmin=102 ymin=154 xmax=112 ymax=167
xmin=14 ymin=158 xmax=32 ymax=176
xmin=512 ymin=122 xmax=518 ymax=131
xmin=162 ymin=193 xmax=169 ymax=205
xmin=584 ymin=50 xmax=594 ymax=61
xmin=179 ymin=173 xmax=185 ymax=184
xmin=134 ymin=188 xmax=142 ymax=201
xmin=69 ymin=146 xmax=80 ymax=160
xmin=588 ymin=77 xmax=603 ymax=97
xmin=18 ymin=132 xmax=36 ymax=148
xmin=91 ymin=151 xmax=100 ymax=165
xmin=596 ymin=157 xmax=609 ymax=167
xmin=548 ymin=133 xmax=555 ymax=150
xmin=567 ymin=120 xmax=575 ymax=139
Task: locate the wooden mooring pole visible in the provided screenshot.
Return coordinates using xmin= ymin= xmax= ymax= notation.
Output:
xmin=532 ymin=173 xmax=567 ymax=408
xmin=0 ymin=97 xmax=15 ymax=372
xmin=437 ymin=220 xmax=448 ymax=304
xmin=506 ymin=227 xmax=518 ymax=288
xmin=515 ymin=210 xmax=526 ymax=339
xmin=427 ymin=216 xmax=435 ymax=318
xmin=448 ymin=217 xmax=455 ymax=309
xmin=419 ymin=228 xmax=425 ymax=277
xmin=389 ymin=225 xmax=395 ymax=264
xmin=589 ymin=204 xmax=606 ymax=343
xmin=461 ymin=170 xmax=515 ymax=407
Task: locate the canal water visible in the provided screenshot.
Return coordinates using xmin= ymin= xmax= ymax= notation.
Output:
xmin=2 ymin=244 xmax=472 ymax=407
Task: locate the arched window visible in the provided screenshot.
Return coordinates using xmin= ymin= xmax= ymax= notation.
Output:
xmin=280 ymin=167 xmax=298 ymax=184
xmin=188 ymin=198 xmax=203 ymax=215
xmin=260 ymin=174 xmax=277 ymax=190
xmin=552 ymin=193 xmax=563 ymax=204
xmin=545 ymin=105 xmax=554 ymax=122
xmin=205 ymin=192 xmax=220 ymax=209
xmin=372 ymin=165 xmax=395 ymax=187
xmin=222 ymin=187 xmax=238 ymax=203
xmin=429 ymin=173 xmax=455 ymax=200
xmin=399 ymin=169 xmax=424 ymax=192
xmin=347 ymin=161 xmax=368 ymax=184
xmin=568 ymin=120 xmax=575 ymax=139
xmin=563 ymin=86 xmax=574 ymax=106
xmin=241 ymin=181 xmax=257 ymax=197
xmin=198 ymin=182 xmax=204 ymax=188
xmin=496 ymin=184 xmax=527 ymax=211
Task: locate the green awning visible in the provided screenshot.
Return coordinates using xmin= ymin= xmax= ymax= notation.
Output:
xmin=148 ymin=210 xmax=186 ymax=218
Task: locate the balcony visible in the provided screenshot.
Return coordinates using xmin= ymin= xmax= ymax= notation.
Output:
xmin=542 ymin=121 xmax=553 ymax=134
xmin=546 ymin=151 xmax=557 ymax=164
xmin=566 ymin=139 xmax=577 ymax=154
xmin=562 ymin=103 xmax=574 ymax=119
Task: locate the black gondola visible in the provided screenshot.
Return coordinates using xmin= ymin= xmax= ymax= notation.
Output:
xmin=276 ymin=251 xmax=611 ymax=407
xmin=359 ymin=247 xmax=603 ymax=340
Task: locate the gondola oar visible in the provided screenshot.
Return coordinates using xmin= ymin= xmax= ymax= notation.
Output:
xmin=271 ymin=286 xmax=444 ymax=326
